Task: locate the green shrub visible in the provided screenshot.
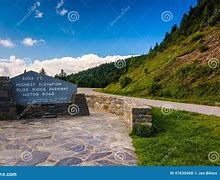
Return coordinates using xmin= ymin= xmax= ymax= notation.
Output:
xmin=191 ymin=33 xmax=204 ymax=42
xmin=153 ymin=75 xmax=161 ymax=83
xmin=199 ymin=45 xmax=209 ymax=52
xmin=176 ymin=65 xmax=192 ymax=78
xmin=159 ymin=89 xmax=172 ymax=97
xmin=132 ymin=123 xmax=152 ymax=137
xmin=119 ymin=76 xmax=132 ymax=88
xmin=144 ymin=68 xmax=148 ymax=74
xmin=148 ymin=80 xmax=160 ymax=95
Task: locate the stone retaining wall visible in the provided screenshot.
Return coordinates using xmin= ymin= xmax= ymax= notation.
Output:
xmin=0 ymin=77 xmax=17 ymax=120
xmin=86 ymin=94 xmax=152 ymax=130
xmin=16 ymin=94 xmax=89 ymax=119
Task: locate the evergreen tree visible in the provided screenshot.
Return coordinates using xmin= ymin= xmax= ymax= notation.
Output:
xmin=39 ymin=68 xmax=47 ymax=75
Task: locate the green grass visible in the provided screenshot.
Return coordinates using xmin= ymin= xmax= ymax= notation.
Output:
xmin=131 ymin=108 xmax=220 ymax=166
xmin=101 ymin=25 xmax=220 ymax=106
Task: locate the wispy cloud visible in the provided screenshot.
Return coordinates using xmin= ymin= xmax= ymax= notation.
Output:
xmin=22 ymin=37 xmax=45 ymax=46
xmin=0 ymin=39 xmax=15 ymax=48
xmin=0 ymin=54 xmax=133 ymax=77
xmin=56 ymin=0 xmax=64 ymax=9
xmin=57 ymin=9 xmax=68 ymax=16
xmin=33 ymin=1 xmax=43 ymax=18
xmin=56 ymin=0 xmax=68 ymax=16
xmin=35 ymin=10 xmax=43 ymax=18
xmin=36 ymin=1 xmax=40 ymax=7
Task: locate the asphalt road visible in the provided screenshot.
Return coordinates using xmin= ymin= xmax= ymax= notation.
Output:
xmin=78 ymin=88 xmax=220 ymax=117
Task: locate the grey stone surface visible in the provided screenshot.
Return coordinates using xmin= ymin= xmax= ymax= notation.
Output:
xmin=0 ymin=110 xmax=136 ymax=166
xmin=55 ymin=156 xmax=82 ymax=166
xmin=15 ymin=151 xmax=50 ymax=166
xmin=86 ymin=152 xmax=112 ymax=161
xmin=70 ymin=144 xmax=85 ymax=152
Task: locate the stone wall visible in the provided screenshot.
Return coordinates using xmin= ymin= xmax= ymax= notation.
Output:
xmin=16 ymin=94 xmax=90 ymax=119
xmin=86 ymin=94 xmax=152 ymax=130
xmin=16 ymin=103 xmax=72 ymax=119
xmin=0 ymin=77 xmax=17 ymax=120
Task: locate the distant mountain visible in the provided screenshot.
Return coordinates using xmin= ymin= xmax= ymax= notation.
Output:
xmin=56 ymin=0 xmax=220 ymax=105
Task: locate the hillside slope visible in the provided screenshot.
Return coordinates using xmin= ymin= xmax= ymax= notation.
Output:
xmin=103 ymin=24 xmax=220 ymax=105
xmin=58 ymin=0 xmax=220 ymax=105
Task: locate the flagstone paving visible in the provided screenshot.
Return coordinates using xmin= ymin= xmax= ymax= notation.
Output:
xmin=0 ymin=111 xmax=136 ymax=166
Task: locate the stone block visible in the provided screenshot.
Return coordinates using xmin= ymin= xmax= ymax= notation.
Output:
xmin=0 ymin=77 xmax=17 ymax=120
xmin=73 ymin=94 xmax=90 ymax=116
xmin=131 ymin=106 xmax=151 ymax=115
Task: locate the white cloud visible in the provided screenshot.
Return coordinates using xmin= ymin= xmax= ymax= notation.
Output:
xmin=57 ymin=9 xmax=68 ymax=16
xmin=56 ymin=0 xmax=64 ymax=9
xmin=0 ymin=54 xmax=134 ymax=77
xmin=35 ymin=10 xmax=43 ymax=18
xmin=56 ymin=0 xmax=68 ymax=16
xmin=0 ymin=39 xmax=15 ymax=48
xmin=36 ymin=1 xmax=40 ymax=7
xmin=22 ymin=37 xmax=45 ymax=46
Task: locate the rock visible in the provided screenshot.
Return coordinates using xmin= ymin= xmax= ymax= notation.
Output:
xmin=60 ymin=142 xmax=78 ymax=150
xmin=15 ymin=151 xmax=50 ymax=166
xmin=108 ymin=152 xmax=136 ymax=162
xmin=123 ymin=152 xmax=136 ymax=161
xmin=70 ymin=144 xmax=85 ymax=152
xmin=55 ymin=156 xmax=82 ymax=166
xmin=75 ymin=134 xmax=93 ymax=139
xmin=86 ymin=145 xmax=94 ymax=151
xmin=75 ymin=150 xmax=91 ymax=160
xmin=0 ymin=137 xmax=9 ymax=144
xmin=27 ymin=133 xmax=52 ymax=141
xmin=5 ymin=143 xmax=20 ymax=150
xmin=49 ymin=151 xmax=74 ymax=162
xmin=84 ymin=139 xmax=102 ymax=146
xmin=87 ymin=152 xmax=112 ymax=161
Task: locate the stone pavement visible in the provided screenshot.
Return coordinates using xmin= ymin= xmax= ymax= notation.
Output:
xmin=0 ymin=110 xmax=136 ymax=166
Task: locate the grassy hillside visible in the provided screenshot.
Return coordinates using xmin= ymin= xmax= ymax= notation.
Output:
xmin=100 ymin=0 xmax=220 ymax=105
xmin=102 ymin=24 xmax=220 ymax=105
xmin=56 ymin=0 xmax=220 ymax=105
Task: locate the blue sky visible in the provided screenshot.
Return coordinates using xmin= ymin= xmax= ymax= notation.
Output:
xmin=0 ymin=0 xmax=197 ymax=60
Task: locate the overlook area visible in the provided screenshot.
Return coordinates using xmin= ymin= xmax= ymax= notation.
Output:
xmin=0 ymin=0 xmax=220 ymax=168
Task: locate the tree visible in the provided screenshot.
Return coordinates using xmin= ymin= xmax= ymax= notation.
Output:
xmin=171 ymin=24 xmax=178 ymax=33
xmin=59 ymin=69 xmax=66 ymax=78
xmin=39 ymin=68 xmax=47 ymax=75
xmin=55 ymin=69 xmax=67 ymax=80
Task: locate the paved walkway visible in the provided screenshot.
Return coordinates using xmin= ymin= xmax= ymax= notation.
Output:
xmin=78 ymin=88 xmax=220 ymax=117
xmin=0 ymin=111 xmax=136 ymax=166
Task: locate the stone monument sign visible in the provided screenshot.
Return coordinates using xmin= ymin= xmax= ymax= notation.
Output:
xmin=11 ymin=71 xmax=77 ymax=105
xmin=0 ymin=71 xmax=89 ymax=120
